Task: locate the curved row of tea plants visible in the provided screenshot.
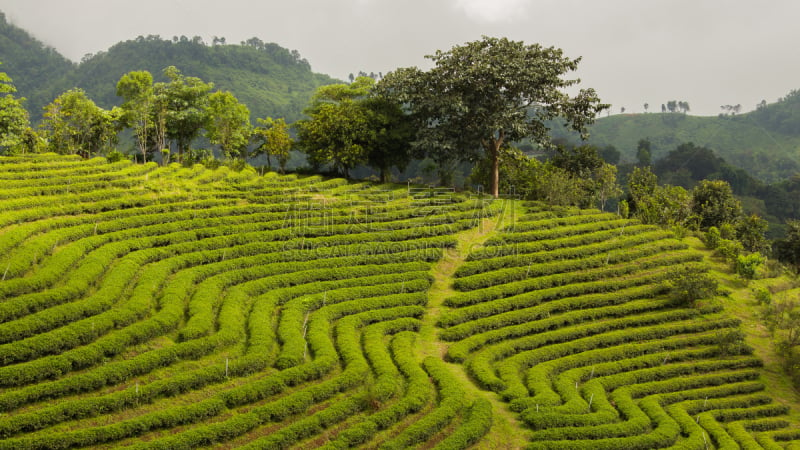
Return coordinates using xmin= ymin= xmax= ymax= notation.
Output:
xmin=0 ymin=154 xmax=496 ymax=449
xmin=440 ymin=202 xmax=800 ymax=449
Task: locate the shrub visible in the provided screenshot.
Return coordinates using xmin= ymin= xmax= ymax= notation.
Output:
xmin=668 ymin=268 xmax=718 ymax=306
xmin=704 ymin=226 xmax=721 ymax=249
xmin=715 ymin=238 xmax=743 ymax=259
xmin=735 ymin=253 xmax=765 ymax=280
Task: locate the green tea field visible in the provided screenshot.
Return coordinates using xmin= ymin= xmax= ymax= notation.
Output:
xmin=0 ymin=154 xmax=798 ymax=449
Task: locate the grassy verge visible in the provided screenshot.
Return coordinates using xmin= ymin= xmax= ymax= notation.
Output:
xmin=419 ymin=198 xmax=532 ymax=449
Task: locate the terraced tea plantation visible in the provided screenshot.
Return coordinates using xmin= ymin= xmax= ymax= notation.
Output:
xmin=0 ymin=154 xmax=797 ymax=449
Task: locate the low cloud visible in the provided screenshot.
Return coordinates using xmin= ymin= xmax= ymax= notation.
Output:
xmin=452 ymin=0 xmax=530 ymax=23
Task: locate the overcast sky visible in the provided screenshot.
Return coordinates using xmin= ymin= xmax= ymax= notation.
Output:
xmin=1 ymin=0 xmax=798 ymax=116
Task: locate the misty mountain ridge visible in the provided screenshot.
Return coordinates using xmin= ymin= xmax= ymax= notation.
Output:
xmin=552 ymin=94 xmax=800 ymax=184
xmin=0 ymin=12 xmax=339 ymax=123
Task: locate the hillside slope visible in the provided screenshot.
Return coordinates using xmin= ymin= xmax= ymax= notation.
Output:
xmin=0 ymin=154 xmax=797 ymax=448
xmin=0 ymin=12 xmax=75 ymax=113
xmin=552 ymin=93 xmax=800 ymax=183
xmin=0 ymin=12 xmax=338 ymax=122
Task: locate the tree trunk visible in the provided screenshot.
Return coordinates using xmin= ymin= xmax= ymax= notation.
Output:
xmin=380 ymin=167 xmax=389 ymax=184
xmin=489 ymin=132 xmax=504 ymax=198
xmin=491 ymin=145 xmax=500 ymax=198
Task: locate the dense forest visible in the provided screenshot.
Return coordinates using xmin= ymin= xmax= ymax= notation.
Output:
xmin=0 ymin=12 xmax=338 ymax=123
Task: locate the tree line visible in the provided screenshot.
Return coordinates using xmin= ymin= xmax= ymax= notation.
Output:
xmin=1 ymin=35 xmax=798 ymax=270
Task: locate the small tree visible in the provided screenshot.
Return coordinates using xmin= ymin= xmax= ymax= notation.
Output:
xmin=774 ymin=220 xmax=800 ymax=272
xmin=206 ymin=90 xmax=252 ymax=159
xmin=593 ymin=163 xmax=622 ymax=211
xmin=0 ymin=94 xmax=29 ymax=155
xmin=734 ymin=253 xmax=764 ymax=281
xmin=253 ymin=117 xmax=292 ymax=173
xmin=0 ymin=63 xmax=30 ymax=155
xmin=162 ymin=66 xmax=213 ymax=163
xmin=668 ymin=268 xmax=718 ymax=306
xmin=691 ymin=179 xmax=742 ymax=229
xmin=295 ymin=77 xmax=375 ymax=177
xmin=40 ymin=89 xmax=118 ymax=157
xmin=636 ymin=139 xmax=652 ymax=166
xmin=736 ymin=214 xmax=770 ymax=253
xmin=117 ymin=71 xmax=154 ymax=162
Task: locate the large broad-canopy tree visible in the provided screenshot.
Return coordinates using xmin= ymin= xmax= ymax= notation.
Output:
xmin=377 ymin=36 xmax=607 ymax=197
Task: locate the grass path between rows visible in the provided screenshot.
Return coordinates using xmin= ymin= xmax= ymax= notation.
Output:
xmin=418 ymin=198 xmax=532 ymax=449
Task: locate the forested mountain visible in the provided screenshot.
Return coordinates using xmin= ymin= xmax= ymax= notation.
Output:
xmin=0 ymin=12 xmax=75 ymax=113
xmin=0 ymin=12 xmax=339 ymax=122
xmin=552 ymin=92 xmax=800 ymax=183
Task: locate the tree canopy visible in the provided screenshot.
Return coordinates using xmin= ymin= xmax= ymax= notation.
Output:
xmin=40 ymin=88 xmax=119 ymax=157
xmin=377 ymin=36 xmax=607 ymax=197
xmin=0 ymin=63 xmax=30 ymax=154
xmin=206 ymin=90 xmax=251 ymax=159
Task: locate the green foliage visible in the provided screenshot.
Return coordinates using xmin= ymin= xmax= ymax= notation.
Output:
xmin=295 ymin=77 xmax=384 ymax=177
xmin=161 ymin=66 xmax=213 ymax=162
xmin=1 ymin=140 xmax=798 ymax=449
xmin=378 ymin=36 xmax=607 ymax=197
xmin=550 ymin=145 xmax=604 ymax=177
xmin=0 ymin=16 xmax=75 ymax=114
xmin=470 ymin=146 xmax=537 ymax=195
xmin=0 ymin=19 xmax=335 ymax=124
xmin=550 ymin=94 xmax=800 ymax=183
xmin=626 ymin=165 xmax=658 ymax=214
xmin=668 ymin=268 xmax=718 ymax=306
xmin=205 ymin=90 xmax=251 ymax=159
xmin=654 ymin=142 xmax=725 ymax=186
xmin=252 ymin=117 xmax=292 ymax=172
xmin=39 ymin=88 xmax=119 ymax=157
xmin=105 ymin=149 xmax=128 ymax=163
xmin=635 ymin=138 xmax=651 ymax=166
xmin=627 ymin=166 xmax=692 ymax=227
xmin=529 ymin=163 xmax=589 ymax=207
xmin=737 ymin=214 xmax=770 ymax=253
xmin=734 ymin=252 xmax=765 ymax=280
xmin=0 ymin=63 xmax=30 ymax=155
xmin=116 ymin=70 xmax=154 ymax=161
xmin=714 ymin=238 xmax=743 ymax=260
xmin=361 ymin=94 xmax=416 ymax=183
xmin=0 ymin=93 xmax=29 ymax=154
xmin=592 ymin=163 xmax=622 ymax=211
xmin=691 ymin=179 xmax=743 ymax=229
xmin=704 ymin=226 xmax=721 ymax=249
xmin=597 ymin=145 xmax=620 ymax=164
xmin=774 ymin=220 xmax=800 ymax=272
xmin=0 ymin=61 xmax=15 ymax=94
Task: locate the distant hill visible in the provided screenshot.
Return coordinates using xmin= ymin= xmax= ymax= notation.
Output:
xmin=0 ymin=11 xmax=75 ymax=112
xmin=0 ymin=12 xmax=339 ymax=123
xmin=552 ymin=91 xmax=800 ymax=183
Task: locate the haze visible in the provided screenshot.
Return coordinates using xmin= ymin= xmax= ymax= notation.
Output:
xmin=1 ymin=0 xmax=798 ymax=116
